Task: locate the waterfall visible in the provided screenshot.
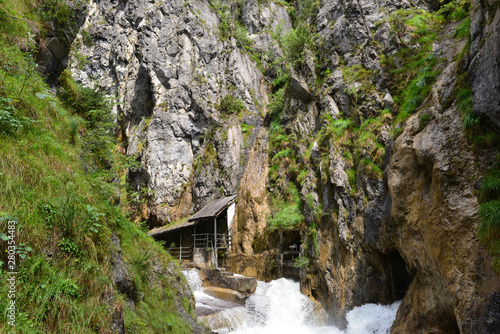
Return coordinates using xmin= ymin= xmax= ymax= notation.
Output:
xmin=183 ymin=268 xmax=203 ymax=292
xmin=183 ymin=269 xmax=246 ymax=332
xmin=182 ymin=271 xmax=401 ymax=334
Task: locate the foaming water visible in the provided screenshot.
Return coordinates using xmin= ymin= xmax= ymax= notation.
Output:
xmin=182 ymin=270 xmax=401 ymax=334
xmin=346 ymin=301 xmax=402 ymax=334
xmin=183 ymin=268 xmax=203 ymax=292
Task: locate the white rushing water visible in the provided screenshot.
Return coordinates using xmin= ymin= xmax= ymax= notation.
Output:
xmin=183 ymin=270 xmax=401 ymax=334
xmin=183 ymin=269 xmax=245 ymax=319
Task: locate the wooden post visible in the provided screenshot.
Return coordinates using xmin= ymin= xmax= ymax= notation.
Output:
xmin=180 ymin=231 xmax=182 ymax=262
xmin=278 ymin=254 xmax=283 ymax=277
xmin=214 ymin=216 xmax=218 ymax=268
xmin=279 ymin=230 xmax=283 ymax=253
xmin=389 ymin=260 xmax=395 ymax=300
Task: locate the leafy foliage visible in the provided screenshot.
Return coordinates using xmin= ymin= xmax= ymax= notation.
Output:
xmin=478 ymin=167 xmax=500 ymax=272
xmin=437 ymin=0 xmax=470 ymax=21
xmin=479 ymin=201 xmax=500 ymax=231
xmin=0 ymin=96 xmax=33 ymax=135
xmin=294 ymin=255 xmax=309 ymax=269
xmin=480 ymin=170 xmax=500 ymax=202
xmin=387 ymin=9 xmax=441 ymax=124
xmin=267 ymin=197 xmax=304 ymax=231
xmin=274 ymin=22 xmax=315 ymax=67
xmin=217 ymin=94 xmax=245 ymax=115
xmin=39 ymin=0 xmax=74 ymax=25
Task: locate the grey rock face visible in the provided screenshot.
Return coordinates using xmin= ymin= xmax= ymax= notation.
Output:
xmin=242 ymin=0 xmax=292 ymax=34
xmin=70 ymin=0 xmax=288 ymax=220
xmin=36 ymin=1 xmax=88 ymax=88
xmin=110 ymin=234 xmax=137 ymax=301
xmin=317 ymin=0 xmax=424 ymax=58
xmin=469 ymin=3 xmax=500 ymax=130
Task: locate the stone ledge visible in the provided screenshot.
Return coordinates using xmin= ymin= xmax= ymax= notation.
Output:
xmin=200 ymin=268 xmax=258 ymax=295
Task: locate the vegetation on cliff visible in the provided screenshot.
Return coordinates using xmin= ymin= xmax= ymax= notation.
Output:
xmin=0 ymin=1 xmax=202 ymax=332
xmin=479 ymin=166 xmax=500 ymax=271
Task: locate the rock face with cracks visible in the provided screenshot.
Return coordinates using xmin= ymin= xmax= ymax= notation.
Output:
xmin=70 ymin=0 xmax=286 ymax=224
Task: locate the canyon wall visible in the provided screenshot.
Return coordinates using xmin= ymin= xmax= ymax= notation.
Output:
xmin=69 ymin=0 xmax=500 ymax=332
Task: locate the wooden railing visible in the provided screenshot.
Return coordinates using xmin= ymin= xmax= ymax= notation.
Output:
xmin=192 ymin=232 xmax=232 ymax=250
xmin=168 ymin=245 xmax=193 ymax=261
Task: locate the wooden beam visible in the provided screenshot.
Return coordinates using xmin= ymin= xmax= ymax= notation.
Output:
xmin=180 ymin=231 xmax=182 ymax=262
xmin=214 ymin=216 xmax=218 ymax=269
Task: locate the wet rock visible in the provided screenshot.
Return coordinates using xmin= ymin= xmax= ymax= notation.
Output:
xmin=202 ymin=286 xmax=246 ymax=304
xmin=234 ymin=129 xmax=270 ymax=254
xmin=386 ymin=87 xmax=500 ymax=333
xmin=200 ymin=268 xmax=257 ymax=295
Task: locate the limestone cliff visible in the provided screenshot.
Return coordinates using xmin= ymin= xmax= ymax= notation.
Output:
xmin=69 ymin=0 xmax=291 ymax=225
xmin=67 ymin=0 xmax=500 ymax=333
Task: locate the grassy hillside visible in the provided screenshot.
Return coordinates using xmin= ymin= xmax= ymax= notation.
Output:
xmin=0 ymin=1 xmax=200 ymax=332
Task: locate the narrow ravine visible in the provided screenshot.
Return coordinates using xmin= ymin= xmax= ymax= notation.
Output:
xmin=183 ymin=270 xmax=401 ymax=334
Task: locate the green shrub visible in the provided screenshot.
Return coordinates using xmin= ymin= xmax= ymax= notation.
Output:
xmin=478 ymin=167 xmax=500 ymax=272
xmin=326 ymin=118 xmax=353 ymax=138
xmin=241 ymin=123 xmax=254 ymax=147
xmin=438 ymin=0 xmax=470 ymax=21
xmin=267 ymin=203 xmax=304 ymax=231
xmin=0 ymin=96 xmax=33 ymax=135
xmin=275 ymin=22 xmax=315 ymax=66
xmin=272 ymin=71 xmax=290 ymax=90
xmin=60 ymin=279 xmax=80 ymax=299
xmin=217 ymin=94 xmax=245 ymax=115
xmin=454 ymin=17 xmax=470 ymax=39
xmin=268 ymin=86 xmax=286 ymax=125
xmin=346 ymin=169 xmax=357 ymax=194
xmin=58 ymin=238 xmax=81 ymax=257
xmin=388 ymin=9 xmax=440 ymax=124
xmin=294 ymin=255 xmax=309 ymax=269
xmin=272 ymin=148 xmax=292 ymax=162
xmin=479 ymin=200 xmax=500 ymax=231
xmin=39 ymin=0 xmax=74 ymax=25
xmin=233 ymin=22 xmax=254 ymax=52
xmin=480 ymin=169 xmax=500 ymax=202
xmin=297 ymin=169 xmax=309 ymax=186
xmin=360 ymin=159 xmax=383 ymax=178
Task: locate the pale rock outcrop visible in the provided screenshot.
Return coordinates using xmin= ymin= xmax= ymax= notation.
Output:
xmin=234 ymin=128 xmax=270 ymax=254
xmin=70 ymin=0 xmax=284 ymax=222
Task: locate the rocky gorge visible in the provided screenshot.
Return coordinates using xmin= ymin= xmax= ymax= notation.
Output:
xmin=42 ymin=0 xmax=500 ymax=332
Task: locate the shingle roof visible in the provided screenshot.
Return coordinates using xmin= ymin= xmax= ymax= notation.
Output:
xmin=188 ymin=195 xmax=237 ymax=221
xmin=148 ymin=195 xmax=237 ymax=237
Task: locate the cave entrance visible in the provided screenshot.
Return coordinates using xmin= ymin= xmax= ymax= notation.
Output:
xmin=278 ymin=229 xmax=301 ymax=279
xmin=388 ymin=250 xmax=413 ymax=300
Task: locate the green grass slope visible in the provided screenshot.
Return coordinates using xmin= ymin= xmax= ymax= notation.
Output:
xmin=0 ymin=1 xmax=201 ymax=332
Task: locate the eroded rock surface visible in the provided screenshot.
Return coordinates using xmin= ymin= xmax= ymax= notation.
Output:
xmin=70 ymin=0 xmax=282 ymax=224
